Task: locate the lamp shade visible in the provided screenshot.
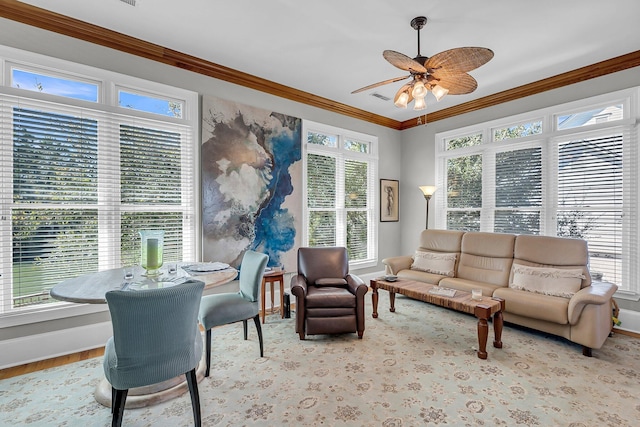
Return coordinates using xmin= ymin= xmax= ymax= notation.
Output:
xmin=394 ymin=91 xmax=409 ymax=108
xmin=431 ymin=85 xmax=449 ymax=102
xmin=411 ymin=80 xmax=428 ymax=98
xmin=413 ymin=96 xmax=427 ymax=111
xmin=419 ymin=185 xmax=437 ymax=197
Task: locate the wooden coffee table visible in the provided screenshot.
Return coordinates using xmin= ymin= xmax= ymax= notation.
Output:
xmin=370 ymin=278 xmax=505 ymax=360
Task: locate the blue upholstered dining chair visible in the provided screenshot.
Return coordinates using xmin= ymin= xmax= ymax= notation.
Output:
xmin=198 ymin=250 xmax=269 ymax=377
xmin=103 ymin=280 xmax=205 ymax=427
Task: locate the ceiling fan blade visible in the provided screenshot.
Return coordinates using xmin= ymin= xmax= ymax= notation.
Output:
xmin=424 ymin=47 xmax=494 ymax=75
xmin=431 ymin=73 xmax=478 ymax=95
xmin=351 ymin=75 xmax=411 ymax=94
xmin=383 ymin=50 xmax=427 ymax=74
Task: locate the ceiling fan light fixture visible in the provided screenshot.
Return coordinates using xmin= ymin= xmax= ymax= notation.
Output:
xmin=431 ymin=84 xmax=449 ymax=102
xmin=413 ymin=96 xmax=427 ymax=111
xmin=351 ymin=16 xmax=493 ymax=117
xmin=411 ymin=80 xmax=428 ymax=98
xmin=394 ymin=91 xmax=410 ymax=108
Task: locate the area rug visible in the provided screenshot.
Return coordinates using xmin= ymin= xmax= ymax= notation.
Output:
xmin=1 ymin=293 xmax=639 ymax=426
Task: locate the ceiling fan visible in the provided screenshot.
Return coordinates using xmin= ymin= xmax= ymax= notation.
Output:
xmin=352 ymin=16 xmax=494 ymax=110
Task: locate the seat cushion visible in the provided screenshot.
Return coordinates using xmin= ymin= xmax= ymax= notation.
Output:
xmin=493 ymin=287 xmax=569 ymax=324
xmin=306 ymin=286 xmax=356 ymax=308
xmin=315 ymin=278 xmax=348 ymax=286
xmin=199 ymin=293 xmax=258 ymax=329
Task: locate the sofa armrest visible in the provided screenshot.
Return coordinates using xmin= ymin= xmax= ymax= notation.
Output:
xmin=568 ymin=281 xmax=618 ymax=325
xmin=381 ymin=255 xmax=413 ymax=275
xmin=290 ymin=274 xmax=308 ymax=300
xmin=346 ymin=273 xmax=367 ymax=294
xmin=290 ymin=274 xmax=308 ymax=334
xmin=346 ymin=274 xmax=368 ymax=330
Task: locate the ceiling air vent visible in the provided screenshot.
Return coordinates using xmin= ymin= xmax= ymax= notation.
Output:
xmin=370 ymin=92 xmax=391 ymax=102
xmin=120 ymin=0 xmax=137 ymax=6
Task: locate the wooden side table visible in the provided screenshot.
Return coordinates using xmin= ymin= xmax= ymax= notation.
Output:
xmin=261 ymin=270 xmax=285 ymax=323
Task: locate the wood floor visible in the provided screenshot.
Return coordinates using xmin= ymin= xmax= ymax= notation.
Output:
xmin=0 ymin=327 xmax=637 ymax=381
xmin=0 ymin=347 xmax=104 ymax=380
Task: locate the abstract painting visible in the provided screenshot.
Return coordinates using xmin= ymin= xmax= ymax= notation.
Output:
xmin=201 ymin=95 xmax=302 ymax=269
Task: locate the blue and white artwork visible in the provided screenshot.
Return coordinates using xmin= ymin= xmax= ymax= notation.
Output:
xmin=201 ymin=95 xmax=302 ymax=269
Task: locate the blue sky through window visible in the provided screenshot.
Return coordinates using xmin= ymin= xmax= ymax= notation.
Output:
xmin=11 ymin=69 xmax=182 ymax=117
xmin=12 ymin=69 xmax=98 ymax=102
xmin=119 ymin=91 xmax=182 ymax=118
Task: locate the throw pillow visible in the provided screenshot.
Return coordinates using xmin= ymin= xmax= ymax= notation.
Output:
xmin=411 ymin=251 xmax=457 ymax=277
xmin=510 ymin=264 xmax=585 ymax=298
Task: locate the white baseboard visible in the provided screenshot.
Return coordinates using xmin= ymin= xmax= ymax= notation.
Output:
xmin=0 ymin=321 xmax=112 ymax=370
xmin=616 ymin=308 xmax=640 ymax=334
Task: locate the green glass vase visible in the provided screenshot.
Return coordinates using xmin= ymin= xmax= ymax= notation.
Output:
xmin=139 ymin=230 xmax=164 ymax=277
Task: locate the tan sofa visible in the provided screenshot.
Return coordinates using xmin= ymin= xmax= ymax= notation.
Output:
xmin=382 ymin=229 xmax=618 ymax=356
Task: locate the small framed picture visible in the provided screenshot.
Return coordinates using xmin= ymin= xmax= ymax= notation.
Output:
xmin=380 ymin=179 xmax=399 ymax=222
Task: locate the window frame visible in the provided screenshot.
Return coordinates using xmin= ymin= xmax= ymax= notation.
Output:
xmin=0 ymin=45 xmax=199 ymax=326
xmin=302 ymin=120 xmax=378 ymax=269
xmin=435 ymin=89 xmax=639 ymax=299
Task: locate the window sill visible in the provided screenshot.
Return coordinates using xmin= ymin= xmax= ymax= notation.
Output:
xmin=0 ymin=302 xmax=107 ymax=329
xmin=613 ymin=290 xmax=640 ymax=302
xmin=349 ymin=259 xmax=378 ymax=271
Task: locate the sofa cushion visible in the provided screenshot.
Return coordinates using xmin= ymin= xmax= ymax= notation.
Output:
xmin=306 ymin=286 xmax=355 ymax=308
xmin=315 ymin=278 xmax=348 ymax=286
xmin=397 ymin=269 xmax=444 ymax=285
xmin=455 ymin=232 xmax=515 ymax=286
xmin=411 ymin=251 xmax=457 ymax=277
xmin=513 ymin=234 xmax=590 ymax=289
xmin=494 ymin=287 xmax=570 ymax=324
xmin=510 ymin=264 xmax=584 ymax=298
xmin=418 ymin=229 xmax=465 ymax=252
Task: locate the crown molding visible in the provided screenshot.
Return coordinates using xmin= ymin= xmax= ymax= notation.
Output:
xmin=399 ymin=50 xmax=640 ymax=130
xmin=1 ymin=0 xmax=639 ymax=132
xmin=0 ymin=0 xmax=403 ymax=130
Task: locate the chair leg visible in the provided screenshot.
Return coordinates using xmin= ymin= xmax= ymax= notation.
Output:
xmin=205 ymin=329 xmax=212 ymax=378
xmin=185 ymin=368 xmax=202 ymax=427
xmin=243 ymin=319 xmax=248 ymax=340
xmin=111 ymin=388 xmax=128 ymax=427
xmin=252 ymin=314 xmax=264 ymax=357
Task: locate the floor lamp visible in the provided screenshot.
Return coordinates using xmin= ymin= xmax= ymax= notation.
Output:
xmin=419 ymin=186 xmax=437 ymax=229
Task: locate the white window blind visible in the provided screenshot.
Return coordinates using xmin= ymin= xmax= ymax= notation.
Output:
xmin=494 ymin=146 xmax=543 ymax=234
xmin=307 ymin=153 xmax=337 ymax=246
xmin=446 ymin=154 xmax=482 ymax=231
xmin=0 ymin=46 xmax=197 ymax=316
xmin=554 ymin=131 xmax=628 ymax=288
xmin=303 ymin=121 xmax=377 ymax=267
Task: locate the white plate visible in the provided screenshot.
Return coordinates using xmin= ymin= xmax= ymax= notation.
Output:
xmin=186 ymin=262 xmax=230 ymax=272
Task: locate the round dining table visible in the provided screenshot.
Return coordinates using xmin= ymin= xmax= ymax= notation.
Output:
xmin=50 ymin=263 xmax=238 ymax=409
xmin=50 ymin=263 xmax=238 ymax=303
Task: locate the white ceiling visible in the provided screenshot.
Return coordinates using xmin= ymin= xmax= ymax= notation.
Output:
xmin=17 ymin=0 xmax=640 ymax=123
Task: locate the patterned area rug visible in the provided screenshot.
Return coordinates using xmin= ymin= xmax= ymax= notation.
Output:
xmin=1 ymin=293 xmax=639 ymax=426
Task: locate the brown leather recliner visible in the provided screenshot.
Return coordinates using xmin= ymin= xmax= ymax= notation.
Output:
xmin=290 ymin=247 xmax=368 ymax=340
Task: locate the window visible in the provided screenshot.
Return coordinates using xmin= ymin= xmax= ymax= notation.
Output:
xmin=436 ymin=90 xmax=639 ymax=296
xmin=117 ymin=88 xmax=184 ymax=118
xmin=303 ymin=121 xmax=377 ymax=267
xmin=1 ymin=46 xmax=198 ymax=319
